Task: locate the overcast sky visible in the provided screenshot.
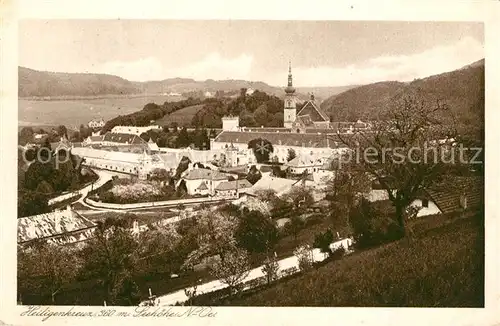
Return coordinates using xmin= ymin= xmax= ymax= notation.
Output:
xmin=19 ymin=20 xmax=484 ymax=87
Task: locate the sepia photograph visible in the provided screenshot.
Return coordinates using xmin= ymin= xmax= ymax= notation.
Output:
xmin=15 ymin=18 xmax=485 ymax=309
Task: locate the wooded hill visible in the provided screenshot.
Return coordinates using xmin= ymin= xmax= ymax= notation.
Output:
xmin=321 ymin=59 xmax=485 ymax=124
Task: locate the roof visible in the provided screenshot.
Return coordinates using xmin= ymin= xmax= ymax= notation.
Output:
xmin=103 ymin=132 xmax=145 ymax=144
xmin=297 ymin=100 xmax=330 ymax=122
xmin=240 ymin=127 xmax=292 ymax=133
xmin=183 ymin=168 xmax=229 ymax=181
xmin=295 ymin=115 xmax=315 ymax=127
xmin=286 ymin=154 xmax=323 ymax=168
xmin=426 ymin=177 xmax=483 ymax=214
xmin=215 ymin=179 xmax=253 ymax=191
xmin=214 ymin=131 xmax=348 ymax=149
xmin=18 ymin=208 xmax=96 ymax=245
xmin=196 ymin=181 xmax=209 ymax=190
xmin=71 ymin=146 xmax=160 ymax=164
xmin=247 ymin=176 xmax=308 ymax=196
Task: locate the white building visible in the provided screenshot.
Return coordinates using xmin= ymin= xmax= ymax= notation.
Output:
xmin=285 ymin=154 xmax=325 ymax=175
xmin=179 ymin=168 xmax=231 ymax=196
xmin=88 ymin=118 xmax=105 ymax=129
xmin=214 ymin=179 xmax=253 ymax=198
xmin=111 ymin=125 xmax=162 ymax=136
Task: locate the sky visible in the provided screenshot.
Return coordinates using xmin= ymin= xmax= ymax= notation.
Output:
xmin=19 ymin=20 xmax=484 ymax=87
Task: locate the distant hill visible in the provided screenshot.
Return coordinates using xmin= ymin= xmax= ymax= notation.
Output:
xmin=18 ymin=67 xmax=139 ymax=97
xmin=321 ymin=59 xmax=485 ymax=123
xmin=19 ymin=66 xmax=356 ymax=101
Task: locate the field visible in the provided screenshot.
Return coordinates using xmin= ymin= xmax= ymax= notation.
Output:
xmin=213 ymin=212 xmax=484 ymax=307
xmin=154 ymin=104 xmax=205 ymax=127
xmin=18 ymin=95 xmax=184 ymax=128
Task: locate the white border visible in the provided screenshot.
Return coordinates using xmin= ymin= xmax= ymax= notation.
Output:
xmin=1 ymin=1 xmax=499 ymax=326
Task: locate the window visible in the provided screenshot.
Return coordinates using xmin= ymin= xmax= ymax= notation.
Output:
xmin=422 ymin=199 xmax=429 ymax=208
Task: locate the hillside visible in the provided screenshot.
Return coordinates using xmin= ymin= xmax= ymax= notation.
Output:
xmin=321 ymin=59 xmax=485 ymax=123
xmin=18 ymin=67 xmax=139 ymax=97
xmin=19 ymin=66 xmax=355 ymax=101
xmin=210 ymin=213 xmax=484 ymax=307
xmin=154 ymin=104 xmax=206 ymax=127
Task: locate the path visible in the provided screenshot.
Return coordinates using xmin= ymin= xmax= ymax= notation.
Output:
xmin=48 ymin=169 xmax=113 ymax=206
xmin=152 ymin=238 xmax=352 ymax=306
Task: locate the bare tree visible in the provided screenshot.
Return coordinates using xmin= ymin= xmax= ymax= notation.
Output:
xmin=334 ymin=92 xmax=456 ymax=237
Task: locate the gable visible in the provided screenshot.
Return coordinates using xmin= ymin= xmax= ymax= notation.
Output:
xmin=297 ymin=101 xmax=329 ymax=122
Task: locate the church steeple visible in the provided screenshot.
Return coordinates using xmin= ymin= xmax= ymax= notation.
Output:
xmin=285 ymin=60 xmax=296 ymax=94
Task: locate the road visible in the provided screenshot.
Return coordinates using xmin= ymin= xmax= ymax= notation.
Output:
xmin=152 ymin=238 xmax=353 ymax=306
xmin=48 ymin=169 xmax=114 ymax=206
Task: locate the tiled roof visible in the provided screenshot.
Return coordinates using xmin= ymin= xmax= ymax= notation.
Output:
xmin=183 ymin=168 xmax=229 ymax=181
xmin=426 ymin=177 xmax=483 ymax=214
xmin=298 ymin=100 xmax=330 ymax=122
xmin=296 ymin=115 xmax=315 ymax=126
xmin=18 ymin=208 xmax=96 ymax=245
xmin=214 ymin=131 xmax=348 ymax=148
xmin=71 ymin=147 xmax=142 ymax=164
xmin=215 ymin=179 xmax=252 ymax=191
xmin=247 ymin=176 xmax=308 ymax=196
xmin=103 ymin=132 xmax=145 ymax=144
xmin=241 ymin=127 xmax=292 ymax=133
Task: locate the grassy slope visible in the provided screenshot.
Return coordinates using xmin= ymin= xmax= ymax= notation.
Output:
xmin=154 ymin=104 xmax=206 ymax=127
xmin=220 ymin=213 xmax=484 ymax=307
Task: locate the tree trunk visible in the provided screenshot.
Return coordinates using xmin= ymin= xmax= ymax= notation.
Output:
xmin=395 ymin=204 xmax=406 ymax=238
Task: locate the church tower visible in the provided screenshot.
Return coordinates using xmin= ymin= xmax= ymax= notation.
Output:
xmin=283 ymin=61 xmax=297 ymax=128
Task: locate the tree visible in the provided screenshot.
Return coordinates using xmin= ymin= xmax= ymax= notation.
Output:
xmin=18 ymin=242 xmax=80 ymax=304
xmin=248 ymin=138 xmax=274 ymax=163
xmin=150 ymin=168 xmax=170 ymax=182
xmin=79 ymin=219 xmax=141 ymax=305
xmin=19 ymin=127 xmax=34 ymax=145
xmin=235 ymin=210 xmax=278 ymax=253
xmin=35 ymin=180 xmax=54 ymax=195
xmin=254 ymin=104 xmax=268 ymax=126
xmin=18 ymin=191 xmax=49 ymax=217
xmin=286 ymin=148 xmax=297 ymax=162
xmin=286 ymin=215 xmax=305 ymax=240
xmin=313 ymin=229 xmax=334 ymax=258
xmin=208 ymin=246 xmax=251 ymax=295
xmin=57 ymin=125 xmax=68 ymax=138
xmin=139 ymin=132 xmax=150 ymax=142
xmin=282 ymin=186 xmax=314 ymax=213
xmin=174 ymin=156 xmax=191 ymax=179
xmin=176 ymin=127 xmax=191 ymax=148
xmin=336 ymin=92 xmax=456 ymax=237
xmin=246 ymin=165 xmax=262 ymax=185
xmin=293 ymin=245 xmax=314 ymax=271
xmin=261 ymin=255 xmax=280 ymax=285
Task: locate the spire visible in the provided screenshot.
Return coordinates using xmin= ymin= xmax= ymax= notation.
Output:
xmin=285 ymin=60 xmax=296 ymax=94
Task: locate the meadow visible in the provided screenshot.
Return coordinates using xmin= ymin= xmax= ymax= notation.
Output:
xmin=18 ymin=95 xmax=184 ymax=128
xmin=154 ymin=104 xmax=205 ymax=127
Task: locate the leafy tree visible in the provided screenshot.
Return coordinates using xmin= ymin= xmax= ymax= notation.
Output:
xmin=176 ymin=127 xmax=191 ymax=148
xmin=208 ymin=246 xmax=251 ymax=295
xmin=18 ymin=191 xmax=49 ymax=217
xmin=18 ymin=242 xmax=80 ymax=304
xmin=282 ymin=186 xmax=314 ymax=213
xmin=248 ymin=138 xmax=274 ymax=163
xmin=174 ymin=156 xmax=191 ymax=179
xmin=56 ymin=125 xmax=68 ymax=138
xmin=246 ymin=165 xmax=262 ymax=185
xmin=35 ymin=180 xmax=54 ymax=195
xmin=293 ymin=245 xmax=314 ymax=271
xmin=139 ymin=132 xmax=150 ymax=142
xmin=286 ymin=148 xmax=297 ymax=162
xmin=235 ymin=210 xmax=278 ymax=253
xmin=19 ymin=127 xmax=34 ymax=145
xmin=150 ymin=168 xmax=170 ymax=182
xmin=286 ymin=215 xmax=305 ymax=240
xmin=313 ymin=229 xmax=334 ymax=257
xmin=254 ymin=104 xmax=268 ymax=126
xmin=79 ymin=219 xmax=141 ymax=305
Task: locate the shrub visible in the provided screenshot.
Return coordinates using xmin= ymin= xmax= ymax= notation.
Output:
xmin=293 ymin=245 xmax=314 ymax=271
xmin=261 ymin=256 xmax=280 ymax=285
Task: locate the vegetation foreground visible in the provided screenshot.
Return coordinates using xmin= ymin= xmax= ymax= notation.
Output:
xmin=209 ymin=212 xmax=484 ymax=307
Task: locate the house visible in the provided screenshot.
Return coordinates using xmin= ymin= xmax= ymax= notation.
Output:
xmin=285 ymin=154 xmax=325 ymax=175
xmin=111 ymin=125 xmax=162 ymax=136
xmin=88 ymin=118 xmax=105 ymax=129
xmin=366 ymin=176 xmax=483 ymax=218
xmin=214 ymin=179 xmax=252 ymax=198
xmin=295 ymin=94 xmax=330 ymax=129
xmin=179 ymin=168 xmax=230 ymax=195
xmin=17 ymin=206 xmax=97 ymax=247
